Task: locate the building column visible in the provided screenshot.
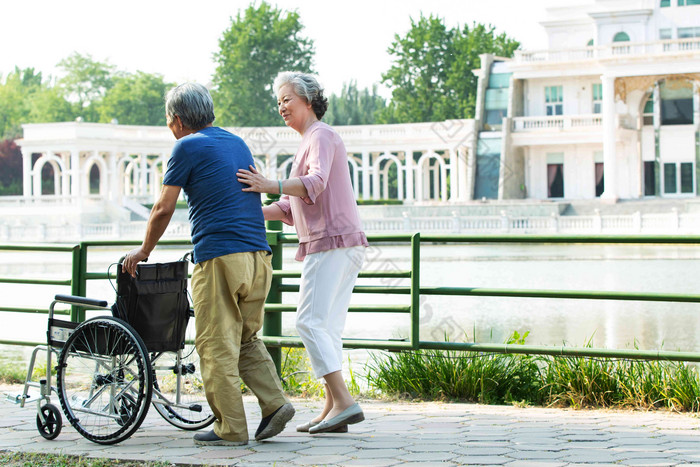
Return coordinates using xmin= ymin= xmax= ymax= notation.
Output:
xmin=404 ymin=149 xmax=414 ymax=203
xmin=694 ymin=81 xmax=700 ymax=195
xmin=601 ymin=75 xmax=618 ymax=202
xmin=457 ymin=146 xmax=469 ymax=201
xmin=449 ymin=148 xmax=458 ymax=201
xmin=372 ymin=153 xmax=380 ymax=200
xmin=108 ymin=151 xmax=119 ymax=203
xmin=361 ymin=151 xmax=370 ymax=200
xmin=139 ymin=153 xmax=148 ymax=197
xmin=22 ymin=148 xmax=32 ymax=197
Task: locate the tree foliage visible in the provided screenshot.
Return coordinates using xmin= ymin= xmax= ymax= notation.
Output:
xmin=99 ymin=72 xmax=173 ymax=126
xmin=212 ymin=1 xmax=315 ymax=127
xmin=324 ymin=81 xmax=386 ymax=126
xmin=57 ymin=52 xmax=116 ymax=122
xmin=378 ymin=15 xmax=520 ymax=123
xmin=0 ymin=67 xmax=72 ymax=139
xmin=0 ymin=139 xmax=23 ymax=195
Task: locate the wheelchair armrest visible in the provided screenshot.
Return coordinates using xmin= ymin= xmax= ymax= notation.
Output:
xmin=54 ymin=294 xmax=109 ymax=308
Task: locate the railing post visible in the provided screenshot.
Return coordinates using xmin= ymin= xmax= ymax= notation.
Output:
xmin=263 ymin=194 xmax=283 ymax=376
xmin=70 ymin=243 xmax=87 ymax=322
xmin=410 ymin=232 xmax=421 ymax=350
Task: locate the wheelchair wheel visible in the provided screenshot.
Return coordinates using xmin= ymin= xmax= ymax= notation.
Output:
xmin=56 ymin=317 xmax=153 ymax=444
xmin=151 ymin=344 xmax=215 ymax=430
xmin=36 ymin=403 xmax=62 ymax=440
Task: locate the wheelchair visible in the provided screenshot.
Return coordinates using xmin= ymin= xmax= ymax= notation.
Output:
xmin=20 ymin=255 xmax=215 ymax=445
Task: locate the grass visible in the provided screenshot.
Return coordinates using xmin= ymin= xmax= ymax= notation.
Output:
xmin=366 ymin=331 xmax=700 ymax=412
xmin=4 ymin=334 xmax=700 ymax=412
xmin=0 ymin=451 xmax=173 ymax=466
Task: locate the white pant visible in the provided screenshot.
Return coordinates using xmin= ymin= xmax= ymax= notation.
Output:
xmin=296 ymin=246 xmax=365 ymax=378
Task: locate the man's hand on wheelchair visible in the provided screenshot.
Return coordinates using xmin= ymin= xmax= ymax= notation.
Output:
xmin=122 ymin=247 xmax=149 ymax=277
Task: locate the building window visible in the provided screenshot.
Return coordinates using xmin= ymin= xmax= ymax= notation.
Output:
xmin=592 ymin=83 xmax=602 ymax=114
xmin=660 ymin=80 xmax=693 ymax=125
xmin=681 ymin=162 xmax=694 ymax=193
xmin=595 ymin=162 xmax=604 ymax=197
xmin=613 ymin=32 xmax=630 ymax=42
xmin=664 ymin=162 xmax=695 ymax=194
xmin=644 ymin=161 xmax=656 ymax=196
xmin=678 ymin=0 xmax=700 ymax=6
xmin=545 ymin=86 xmax=563 ymax=116
xmin=660 ymin=0 xmax=670 ymax=6
xmin=664 ymin=163 xmax=677 ymax=194
xmin=678 ymin=26 xmax=700 ymax=38
xmin=642 ymin=98 xmax=654 ymax=126
xmin=547 ymin=164 xmax=564 ymax=197
xmin=659 ymin=28 xmax=672 ymax=40
xmin=547 ymin=153 xmax=564 ymax=198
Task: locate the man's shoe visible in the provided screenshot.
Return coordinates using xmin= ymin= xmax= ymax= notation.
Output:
xmin=296 ymin=420 xmax=348 ymax=433
xmin=308 ymin=403 xmax=364 ymax=434
xmin=255 ymin=402 xmax=295 ymax=441
xmin=193 ymin=430 xmax=248 ymax=446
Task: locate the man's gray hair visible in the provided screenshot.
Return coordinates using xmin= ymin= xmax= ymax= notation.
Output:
xmin=165 ymin=83 xmax=215 ymax=130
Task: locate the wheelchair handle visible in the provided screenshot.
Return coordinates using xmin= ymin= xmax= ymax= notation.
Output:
xmin=54 ymin=294 xmax=109 ymax=308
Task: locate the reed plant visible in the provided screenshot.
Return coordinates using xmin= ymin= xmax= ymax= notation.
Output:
xmin=366 ymin=331 xmax=700 ymax=412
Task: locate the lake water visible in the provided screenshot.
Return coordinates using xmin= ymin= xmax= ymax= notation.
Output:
xmin=2 ymin=242 xmax=700 ymax=366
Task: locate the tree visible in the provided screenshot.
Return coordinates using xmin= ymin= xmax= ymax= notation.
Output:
xmin=212 ymin=1 xmax=315 ymax=127
xmin=0 ymin=139 xmax=23 ymax=195
xmin=448 ymin=23 xmax=520 ymax=119
xmin=99 ymin=72 xmax=173 ymax=126
xmin=378 ymin=15 xmax=520 ymax=123
xmin=57 ymin=52 xmax=116 ymax=122
xmin=0 ymin=67 xmax=73 ymax=140
xmin=325 ymin=81 xmax=386 ymax=126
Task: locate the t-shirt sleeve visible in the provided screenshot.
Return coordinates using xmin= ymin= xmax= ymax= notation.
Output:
xmin=298 ymin=129 xmax=333 ymax=205
xmin=273 ymin=195 xmax=294 ymax=226
xmin=162 ymin=140 xmax=191 ymax=187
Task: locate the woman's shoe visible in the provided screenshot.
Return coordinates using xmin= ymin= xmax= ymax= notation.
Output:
xmin=308 ymin=403 xmax=364 ymax=434
xmin=296 ymin=420 xmax=348 ymax=433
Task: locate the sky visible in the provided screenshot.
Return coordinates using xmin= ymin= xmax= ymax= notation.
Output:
xmin=1 ymin=0 xmax=549 ymax=97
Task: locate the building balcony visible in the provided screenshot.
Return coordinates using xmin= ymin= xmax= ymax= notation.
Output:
xmin=513 ymin=37 xmax=700 ymax=65
xmin=509 ymin=37 xmax=700 ymax=78
xmin=510 ymin=114 xmax=605 ymax=146
xmin=512 ymin=114 xmax=603 ymax=132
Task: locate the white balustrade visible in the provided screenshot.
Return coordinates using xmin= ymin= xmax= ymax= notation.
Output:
xmin=513 ymin=38 xmax=700 ymax=64
xmin=3 ymin=211 xmax=700 ymax=242
xmin=512 ymin=114 xmax=603 ymax=132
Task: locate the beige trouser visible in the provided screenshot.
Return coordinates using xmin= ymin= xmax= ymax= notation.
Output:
xmin=191 ymin=251 xmax=288 ymax=442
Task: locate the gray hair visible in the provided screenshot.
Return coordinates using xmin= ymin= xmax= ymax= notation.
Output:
xmin=165 ymin=83 xmax=215 ymax=130
xmin=273 ymin=71 xmax=328 ymax=119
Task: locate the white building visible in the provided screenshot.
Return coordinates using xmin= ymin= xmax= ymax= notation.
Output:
xmin=7 ymin=0 xmax=700 ymax=229
xmin=479 ymin=0 xmax=700 ymax=202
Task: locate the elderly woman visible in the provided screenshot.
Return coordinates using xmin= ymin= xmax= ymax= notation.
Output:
xmin=237 ymin=71 xmax=368 ymax=434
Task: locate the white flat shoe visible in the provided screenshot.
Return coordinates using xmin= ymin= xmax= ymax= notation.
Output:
xmin=308 ymin=403 xmax=364 ymax=434
xmin=296 ymin=420 xmax=348 ymax=433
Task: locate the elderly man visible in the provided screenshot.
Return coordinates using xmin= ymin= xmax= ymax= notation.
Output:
xmin=122 ymin=82 xmax=294 ymax=446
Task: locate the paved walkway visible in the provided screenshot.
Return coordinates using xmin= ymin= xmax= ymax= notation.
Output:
xmin=2 ymin=383 xmax=700 ymax=466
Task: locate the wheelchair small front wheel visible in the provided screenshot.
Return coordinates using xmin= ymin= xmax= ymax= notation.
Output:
xmin=36 ymin=403 xmax=62 ymax=440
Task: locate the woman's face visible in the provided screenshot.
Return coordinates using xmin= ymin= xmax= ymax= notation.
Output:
xmin=277 ymin=83 xmax=313 ymax=132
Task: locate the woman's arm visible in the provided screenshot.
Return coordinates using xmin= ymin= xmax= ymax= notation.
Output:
xmin=237 ymin=165 xmax=308 ymax=198
xmin=262 ymin=204 xmax=287 ymax=221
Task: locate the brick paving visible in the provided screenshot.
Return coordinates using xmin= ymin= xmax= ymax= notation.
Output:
xmin=3 ymin=384 xmax=700 ymax=466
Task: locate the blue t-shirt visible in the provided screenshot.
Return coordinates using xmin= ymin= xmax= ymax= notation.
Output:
xmin=162 ymin=126 xmax=270 ymax=263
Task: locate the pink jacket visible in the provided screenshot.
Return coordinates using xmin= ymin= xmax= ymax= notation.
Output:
xmin=274 ymin=121 xmax=367 ymax=260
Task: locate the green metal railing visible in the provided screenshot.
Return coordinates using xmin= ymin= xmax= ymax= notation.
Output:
xmin=3 ymin=234 xmax=700 ymax=368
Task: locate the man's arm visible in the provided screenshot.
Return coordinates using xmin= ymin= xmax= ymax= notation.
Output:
xmin=122 ymin=184 xmax=181 ymax=276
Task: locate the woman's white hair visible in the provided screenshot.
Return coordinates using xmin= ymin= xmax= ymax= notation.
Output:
xmin=273 ymin=71 xmax=328 ymax=119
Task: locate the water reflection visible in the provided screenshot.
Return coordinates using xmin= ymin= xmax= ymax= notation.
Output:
xmin=2 ymin=243 xmax=699 ymax=354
